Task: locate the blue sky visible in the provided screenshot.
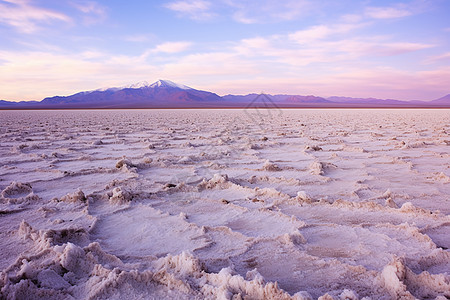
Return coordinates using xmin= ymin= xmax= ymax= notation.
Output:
xmin=0 ymin=0 xmax=449 ymax=101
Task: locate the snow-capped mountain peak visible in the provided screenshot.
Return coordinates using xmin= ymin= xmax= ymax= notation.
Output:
xmin=127 ymin=81 xmax=151 ymax=89
xmin=81 ymin=79 xmax=193 ymax=96
xmin=93 ymin=80 xmax=191 ymax=93
xmin=92 ymin=82 xmax=150 ymax=92
xmin=149 ymin=79 xmax=192 ymax=90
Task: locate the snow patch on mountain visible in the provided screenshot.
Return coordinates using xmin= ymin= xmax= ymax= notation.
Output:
xmin=149 ymin=79 xmax=192 ymax=90
xmin=93 ymin=80 xmax=192 ymax=93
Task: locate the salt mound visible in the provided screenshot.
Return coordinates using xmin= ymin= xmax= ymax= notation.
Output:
xmin=37 ymin=269 xmax=71 ymax=290
xmin=143 ymin=157 xmax=153 ymax=164
xmin=92 ymin=139 xmax=103 ymax=145
xmin=0 ymin=182 xmax=39 ymax=204
xmin=2 ymin=245 xmax=308 ymax=299
xmin=18 ymin=220 xmax=52 ymax=250
xmin=382 ymin=189 xmax=392 ymax=199
xmin=263 ymin=160 xmax=282 ymax=171
xmin=309 ymin=161 xmax=324 ymax=175
xmin=249 ymin=143 xmax=263 ymax=150
xmin=1 ymin=182 xmax=33 ymax=198
xmin=281 ymin=231 xmax=307 ymax=246
xmin=338 ymin=289 xmax=359 ymax=300
xmin=309 ymin=161 xmax=337 ymax=175
xmin=343 ymin=146 xmax=366 ymax=153
xmin=115 ymin=157 xmax=135 ymax=169
xmin=304 ymin=145 xmax=322 ymax=152
xmin=433 ymin=172 xmax=450 ymax=183
xmin=379 ymin=256 xmax=450 ymax=299
xmin=108 ymin=187 xmax=133 ymax=205
xmin=59 ymin=189 xmax=86 ymax=203
xmin=293 ymin=291 xmax=313 ymax=300
xmin=151 ymin=252 xmax=311 ymax=299
xmin=399 ymin=202 xmax=434 ymax=215
xmin=198 ymin=174 xmax=231 ymax=190
xmin=295 ymin=191 xmax=313 ymax=203
xmin=385 ymin=197 xmax=398 ymax=208
xmin=178 ymin=156 xmax=194 ymax=164
xmin=11 ymin=143 xmax=40 ymax=153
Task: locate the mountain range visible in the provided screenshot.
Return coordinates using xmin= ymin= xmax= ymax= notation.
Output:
xmin=1 ymin=79 xmax=449 ymax=109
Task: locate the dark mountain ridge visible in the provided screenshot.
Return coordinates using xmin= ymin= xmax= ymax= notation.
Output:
xmin=1 ymin=79 xmax=449 ymax=109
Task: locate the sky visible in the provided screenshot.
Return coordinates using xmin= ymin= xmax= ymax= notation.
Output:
xmin=0 ymin=0 xmax=449 ymax=101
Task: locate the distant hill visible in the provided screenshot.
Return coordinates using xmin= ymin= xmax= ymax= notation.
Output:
xmin=1 ymin=80 xmax=449 ymax=109
xmin=430 ymin=94 xmax=450 ymax=104
xmin=326 ymin=96 xmax=406 ymax=105
xmin=286 ymin=95 xmax=331 ymax=103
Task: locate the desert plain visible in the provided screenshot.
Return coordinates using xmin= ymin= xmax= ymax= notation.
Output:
xmin=0 ymin=108 xmax=449 ymax=299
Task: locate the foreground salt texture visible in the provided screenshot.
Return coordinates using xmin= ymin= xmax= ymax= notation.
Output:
xmin=0 ymin=109 xmax=449 ymax=300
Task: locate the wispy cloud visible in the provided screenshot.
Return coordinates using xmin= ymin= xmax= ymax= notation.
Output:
xmin=164 ymin=0 xmax=214 ymax=21
xmin=164 ymin=0 xmax=429 ymax=24
xmin=365 ymin=5 xmax=413 ymax=19
xmin=364 ymin=0 xmax=432 ymax=20
xmin=425 ymin=52 xmax=450 ymax=63
xmin=164 ymin=0 xmax=425 ymax=24
xmin=164 ymin=0 xmax=313 ymax=23
xmin=161 ymin=51 xmax=259 ymax=78
xmin=331 ymin=39 xmax=434 ymax=57
xmin=0 ymin=0 xmax=71 ymax=33
xmin=288 ymin=23 xmax=362 ymax=43
xmin=79 ymin=50 xmax=104 ymax=60
xmin=124 ymin=34 xmax=155 ymax=43
xmin=100 ymin=41 xmax=194 ymax=66
xmin=151 ymin=41 xmax=193 ymax=54
xmin=230 ymin=32 xmax=434 ymax=73
xmin=227 ymin=0 xmax=312 ymax=24
xmin=71 ymin=1 xmax=107 ymax=25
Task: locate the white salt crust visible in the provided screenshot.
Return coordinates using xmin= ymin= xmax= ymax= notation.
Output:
xmin=0 ymin=109 xmax=449 ymax=299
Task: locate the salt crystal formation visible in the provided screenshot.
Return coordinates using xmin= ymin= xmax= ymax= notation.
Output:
xmin=0 ymin=109 xmax=449 ymax=299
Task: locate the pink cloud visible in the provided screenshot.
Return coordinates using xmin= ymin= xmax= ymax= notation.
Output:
xmin=365 ymin=6 xmax=413 ymax=19
xmin=165 ymin=0 xmax=214 ymax=20
xmin=71 ymin=1 xmax=107 ymax=25
xmin=0 ymin=0 xmax=71 ymax=33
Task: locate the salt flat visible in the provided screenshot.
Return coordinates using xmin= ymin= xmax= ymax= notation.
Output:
xmin=0 ymin=109 xmax=449 ymax=299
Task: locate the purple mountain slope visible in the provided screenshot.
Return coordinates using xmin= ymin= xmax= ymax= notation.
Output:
xmin=286 ymin=95 xmax=331 ymax=103
xmin=326 ymin=96 xmax=407 ymax=105
xmin=0 ymin=100 xmax=39 ymax=106
xmin=222 ymin=94 xmax=331 ymax=107
xmin=0 ymin=80 xmax=449 ymax=108
xmin=0 ymin=100 xmax=17 ymax=106
xmin=430 ymin=94 xmax=450 ymax=104
xmin=39 ymin=80 xmax=223 ymax=108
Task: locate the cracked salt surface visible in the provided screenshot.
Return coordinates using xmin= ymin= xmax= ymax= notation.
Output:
xmin=0 ymin=109 xmax=449 ymax=299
